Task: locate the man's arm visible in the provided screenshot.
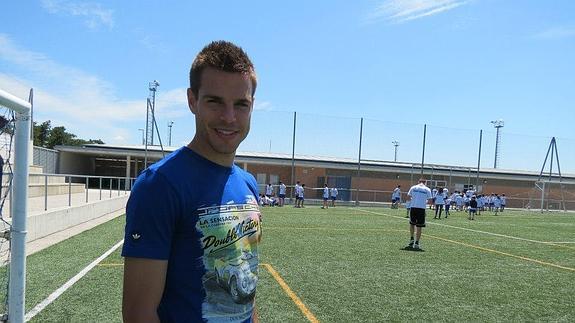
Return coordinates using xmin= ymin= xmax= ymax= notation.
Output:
xmin=123 ymin=257 xmax=168 ymax=323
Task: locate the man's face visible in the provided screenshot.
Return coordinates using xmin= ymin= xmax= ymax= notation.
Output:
xmin=188 ymin=67 xmax=253 ymax=164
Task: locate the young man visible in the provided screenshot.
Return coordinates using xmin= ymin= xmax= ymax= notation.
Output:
xmin=493 ymin=194 xmax=502 ymax=215
xmin=500 ymin=194 xmax=507 ymax=212
xmin=265 ymin=183 xmax=274 ymax=198
xmin=278 ymin=181 xmax=286 ymax=207
xmin=330 ymin=186 xmax=338 ymax=207
xmin=391 ymin=185 xmax=401 ymax=209
xmin=294 ymin=181 xmax=301 ymax=208
xmin=322 ymin=183 xmax=329 ymax=209
xmin=122 ymin=41 xmax=261 ymax=323
xmin=405 ymin=179 xmax=433 ymax=251
xmin=434 ymin=188 xmax=445 ymax=219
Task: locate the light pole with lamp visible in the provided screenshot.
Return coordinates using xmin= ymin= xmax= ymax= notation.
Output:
xmin=490 ymin=119 xmax=504 ymax=168
xmin=392 ymin=140 xmax=400 ymax=162
xmin=167 ymin=121 xmax=174 ymax=146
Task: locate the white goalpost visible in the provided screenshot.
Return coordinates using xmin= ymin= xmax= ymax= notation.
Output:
xmin=0 ymin=88 xmax=31 ymax=323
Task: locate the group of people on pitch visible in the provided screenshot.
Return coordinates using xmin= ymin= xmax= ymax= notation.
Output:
xmin=261 ymin=181 xmax=339 ymax=209
xmin=403 ymin=179 xmax=509 ymax=251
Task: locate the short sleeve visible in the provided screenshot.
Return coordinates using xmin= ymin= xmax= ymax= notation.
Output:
xmin=122 ymin=170 xmax=181 ymax=260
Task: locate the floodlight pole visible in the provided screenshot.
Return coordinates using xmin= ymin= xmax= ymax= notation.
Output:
xmin=290 ymin=112 xmax=297 ymax=202
xmin=356 ymin=118 xmax=363 ymax=206
xmin=420 ymin=124 xmax=427 ymax=176
xmin=491 ymin=119 xmax=504 ymax=168
xmin=0 ymin=88 xmax=31 ymax=323
xmin=167 ymin=121 xmax=174 ymax=146
xmin=392 ymin=140 xmax=399 ymax=162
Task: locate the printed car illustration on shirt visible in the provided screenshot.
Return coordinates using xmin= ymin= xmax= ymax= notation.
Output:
xmin=214 ymin=251 xmax=258 ymax=303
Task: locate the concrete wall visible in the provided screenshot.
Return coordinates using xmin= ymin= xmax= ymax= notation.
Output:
xmin=26 ymin=194 xmax=128 ymax=242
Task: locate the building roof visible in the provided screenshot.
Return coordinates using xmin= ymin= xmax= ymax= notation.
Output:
xmin=54 ymin=143 xmax=575 ymax=183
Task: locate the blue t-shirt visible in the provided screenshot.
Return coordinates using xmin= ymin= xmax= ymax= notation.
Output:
xmin=122 ymin=147 xmax=261 ymax=322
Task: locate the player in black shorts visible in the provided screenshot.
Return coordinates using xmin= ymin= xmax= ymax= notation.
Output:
xmin=404 ymin=179 xmax=433 ymax=251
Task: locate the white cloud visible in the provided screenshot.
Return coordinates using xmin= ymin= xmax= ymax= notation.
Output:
xmin=254 ymin=101 xmax=273 ymax=111
xmin=0 ymin=34 xmax=185 ymax=145
xmin=40 ymin=0 xmax=114 ymax=30
xmin=366 ymin=0 xmax=469 ymax=24
xmin=533 ymin=26 xmax=575 ymax=40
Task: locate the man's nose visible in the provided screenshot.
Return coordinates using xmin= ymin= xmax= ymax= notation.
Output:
xmin=220 ymin=103 xmax=236 ymax=123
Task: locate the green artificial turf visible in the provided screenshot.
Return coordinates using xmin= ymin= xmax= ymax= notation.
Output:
xmin=14 ymin=207 xmax=575 ymax=322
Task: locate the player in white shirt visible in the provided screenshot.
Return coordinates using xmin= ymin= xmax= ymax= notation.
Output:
xmin=444 ymin=197 xmax=451 ymax=217
xmin=294 ymin=181 xmax=302 ymax=208
xmin=321 ymin=183 xmax=330 ymax=209
xmin=434 ymin=188 xmax=446 ymax=219
xmin=391 ymin=185 xmax=402 ymax=209
xmin=265 ymin=183 xmax=274 ymax=197
xmin=405 ymin=179 xmax=433 ymax=251
xmin=476 ymin=194 xmax=484 ymax=215
xmin=330 ymin=187 xmax=338 ymax=207
xmin=493 ymin=194 xmax=502 ymax=215
xmin=430 ymin=187 xmax=438 ymax=210
xmin=458 ymin=193 xmax=465 ymax=211
xmin=278 ymin=181 xmax=287 ymax=207
xmin=500 ymin=194 xmax=507 ymax=212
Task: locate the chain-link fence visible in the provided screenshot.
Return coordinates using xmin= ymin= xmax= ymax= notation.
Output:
xmin=242 ymin=110 xmax=575 ymax=210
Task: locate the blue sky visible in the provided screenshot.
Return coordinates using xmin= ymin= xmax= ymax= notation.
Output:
xmin=1 ymin=0 xmax=574 ymax=173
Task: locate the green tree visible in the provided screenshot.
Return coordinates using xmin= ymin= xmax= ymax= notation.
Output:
xmin=33 ymin=120 xmax=51 ymax=147
xmin=46 ymin=126 xmax=75 ymax=149
xmin=33 ymin=120 xmax=105 ymax=149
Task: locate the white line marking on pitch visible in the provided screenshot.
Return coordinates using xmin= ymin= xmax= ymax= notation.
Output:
xmin=25 ymin=239 xmax=124 ymax=322
xmin=354 ymin=208 xmax=574 ymax=248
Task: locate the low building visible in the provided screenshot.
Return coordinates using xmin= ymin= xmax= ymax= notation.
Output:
xmin=53 ymin=144 xmax=575 ymax=210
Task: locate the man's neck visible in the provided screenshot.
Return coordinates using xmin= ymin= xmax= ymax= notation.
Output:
xmin=187 ymin=140 xmax=235 ymax=167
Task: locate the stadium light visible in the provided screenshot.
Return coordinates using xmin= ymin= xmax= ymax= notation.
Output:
xmin=392 ymin=140 xmax=400 ymax=162
xmin=167 ymin=121 xmax=174 ymax=146
xmin=490 ymin=119 xmax=504 ymax=168
xmin=146 ymin=80 xmax=160 ymax=146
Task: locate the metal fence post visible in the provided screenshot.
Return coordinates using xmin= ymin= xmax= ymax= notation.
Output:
xmin=356 ymin=117 xmax=363 ymax=206
xmin=99 ymin=177 xmax=102 ymax=200
xmin=44 ymin=174 xmax=48 ymax=211
xmin=476 ymin=129 xmax=483 ymax=190
xmin=85 ymin=177 xmax=89 ymax=203
xmin=290 ymin=111 xmax=297 ymax=204
xmin=68 ymin=176 xmax=71 ymax=206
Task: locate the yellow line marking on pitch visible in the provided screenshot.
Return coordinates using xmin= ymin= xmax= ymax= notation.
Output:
xmin=265 ymin=227 xmax=404 ymax=233
xmin=354 ymin=208 xmax=575 ymax=250
xmin=261 ymin=263 xmax=319 ymax=323
xmin=423 ymin=233 xmax=575 ymax=273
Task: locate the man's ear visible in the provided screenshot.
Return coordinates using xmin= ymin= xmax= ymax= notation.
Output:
xmin=187 ymin=88 xmax=198 ymax=114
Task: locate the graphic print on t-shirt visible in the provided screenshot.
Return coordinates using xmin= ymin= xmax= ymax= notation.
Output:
xmin=196 ymin=198 xmax=261 ymax=322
